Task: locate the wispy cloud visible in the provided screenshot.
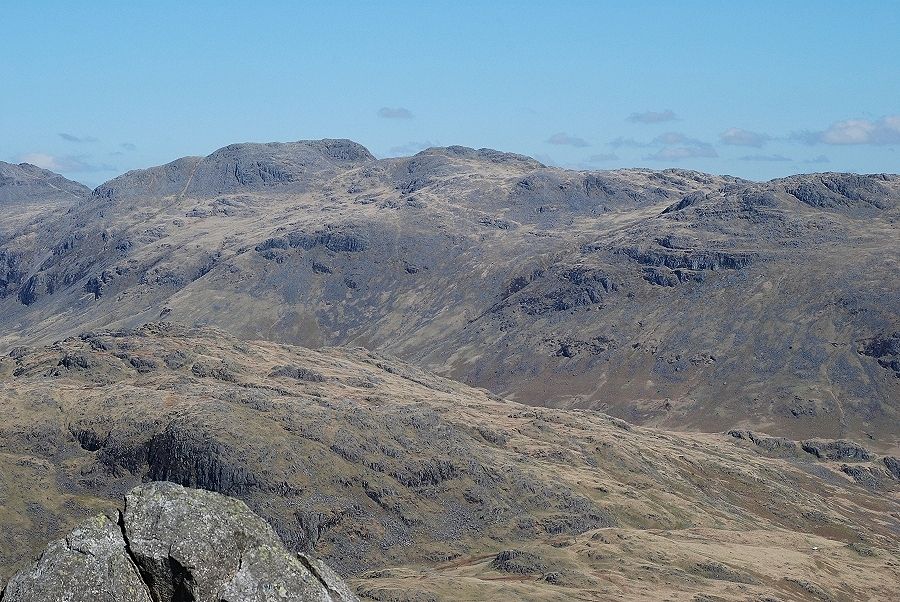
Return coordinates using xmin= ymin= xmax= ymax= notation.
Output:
xmin=720 ymin=127 xmax=771 ymax=147
xmin=644 ymin=143 xmax=717 ymax=161
xmin=120 ymin=142 xmax=137 ymax=151
xmin=738 ymin=153 xmax=791 ymax=162
xmin=587 ymin=152 xmax=619 ymax=162
xmin=627 ymin=109 xmax=678 ymax=124
xmin=388 ymin=140 xmax=438 ymax=155
xmin=58 ymin=132 xmax=98 ymax=143
xmin=609 ymin=136 xmax=650 ymax=148
xmin=653 ymin=132 xmax=709 ymax=145
xmin=803 ymin=154 xmax=830 ymax=164
xmin=546 ymin=132 xmax=589 ymax=147
xmin=18 ymin=152 xmax=116 ymax=173
xmin=793 ymin=115 xmax=900 ymax=145
xmin=378 ymin=107 xmax=414 ymax=119
xmin=616 ymin=130 xmax=717 ymax=161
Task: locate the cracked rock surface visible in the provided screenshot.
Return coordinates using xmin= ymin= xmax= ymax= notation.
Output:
xmin=0 ymin=482 xmax=357 ymax=602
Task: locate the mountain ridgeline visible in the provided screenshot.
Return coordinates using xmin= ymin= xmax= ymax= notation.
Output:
xmin=0 ymin=140 xmax=898 ymax=448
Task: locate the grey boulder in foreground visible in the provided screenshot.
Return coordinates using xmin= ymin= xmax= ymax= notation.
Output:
xmin=0 ymin=482 xmax=358 ymax=602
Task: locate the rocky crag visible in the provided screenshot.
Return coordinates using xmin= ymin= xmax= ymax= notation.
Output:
xmin=0 ymin=481 xmax=357 ymax=602
xmin=0 ymin=141 xmax=897 ymax=446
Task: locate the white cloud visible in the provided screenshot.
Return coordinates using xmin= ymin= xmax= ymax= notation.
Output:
xmin=618 ymin=131 xmax=719 ymax=161
xmin=609 ymin=136 xmax=649 ymax=148
xmin=795 ymin=115 xmax=900 ymax=145
xmin=645 ymin=144 xmax=717 ymax=161
xmin=720 ymin=128 xmax=771 ymax=147
xmin=652 ymin=132 xmax=711 ymax=146
xmin=547 ymin=132 xmax=589 ymax=147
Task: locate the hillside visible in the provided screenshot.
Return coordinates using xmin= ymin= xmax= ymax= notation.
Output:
xmin=1 ymin=324 xmax=897 ymax=601
xmin=0 ymin=141 xmax=896 ymax=446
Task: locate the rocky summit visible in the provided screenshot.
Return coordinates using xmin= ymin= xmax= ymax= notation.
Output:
xmin=0 ymin=141 xmax=898 ymax=601
xmin=0 ymin=481 xmax=357 ymax=602
xmin=0 ymin=161 xmax=90 ymax=237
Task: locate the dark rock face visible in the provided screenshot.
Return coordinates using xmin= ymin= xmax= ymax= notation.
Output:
xmin=269 ymin=365 xmax=327 ymax=382
xmin=883 ymin=456 xmax=900 ymax=480
xmin=858 ymin=332 xmax=900 ymax=377
xmin=146 ymin=423 xmax=260 ymax=495
xmin=800 ymin=439 xmax=873 ymax=462
xmin=839 ymin=464 xmax=886 ymax=490
xmin=255 ymin=228 xmax=368 ymax=255
xmin=0 ymin=482 xmax=358 ymax=602
xmin=619 ymin=246 xmax=753 ymax=287
xmin=620 ymin=247 xmax=754 ymax=271
xmin=0 ymin=252 xmax=25 ymax=298
xmin=490 ymin=549 xmax=547 ymax=575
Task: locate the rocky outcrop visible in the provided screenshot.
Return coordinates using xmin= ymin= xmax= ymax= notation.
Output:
xmin=255 ymin=228 xmax=368 ymax=255
xmin=728 ymin=430 xmax=898 ymax=487
xmin=0 ymin=482 xmax=357 ymax=602
xmin=619 ymin=246 xmax=755 ymax=271
xmin=883 ymin=456 xmax=900 ymax=480
xmin=780 ymin=173 xmax=897 ymax=211
xmin=858 ymin=332 xmax=900 ymax=377
xmin=0 ymin=252 xmax=25 ymax=298
xmin=727 ymin=429 xmax=800 ymax=456
xmin=0 ymin=514 xmax=151 ymax=602
xmin=617 ymin=245 xmax=755 ymax=287
xmin=800 ymin=439 xmax=873 ymax=462
xmin=268 ymin=365 xmax=326 ymax=382
xmin=490 ymin=549 xmax=547 ymax=575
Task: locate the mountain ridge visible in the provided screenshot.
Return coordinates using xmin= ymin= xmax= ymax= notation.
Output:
xmin=1 ymin=140 xmax=897 ymax=448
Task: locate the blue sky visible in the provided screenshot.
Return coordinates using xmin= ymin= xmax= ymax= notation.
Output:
xmin=1 ymin=1 xmax=898 ymax=186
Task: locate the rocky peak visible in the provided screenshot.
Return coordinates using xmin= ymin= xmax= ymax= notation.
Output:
xmin=0 ymin=482 xmax=358 ymax=602
xmin=0 ymin=161 xmax=91 ymax=204
xmin=93 ymin=139 xmax=375 ymax=201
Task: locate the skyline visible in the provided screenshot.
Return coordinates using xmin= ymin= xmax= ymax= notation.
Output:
xmin=1 ymin=1 xmax=898 ymax=187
